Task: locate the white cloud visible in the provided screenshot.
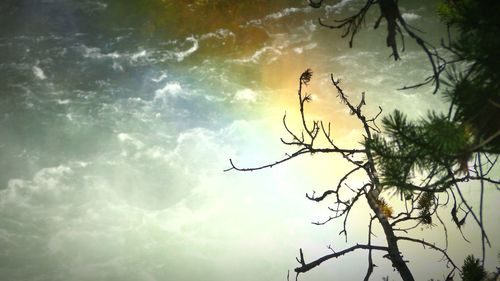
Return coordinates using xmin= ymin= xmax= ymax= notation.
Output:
xmin=151 ymin=72 xmax=168 ymax=83
xmin=233 ymin=88 xmax=258 ymax=103
xmin=174 ymin=36 xmax=199 ymax=62
xmin=325 ymin=0 xmax=355 ymax=14
xmin=32 ymin=65 xmax=46 ymax=80
xmin=402 ymin=12 xmax=421 ymax=22
xmin=232 ymin=46 xmax=282 ymax=64
xmin=293 ymin=42 xmax=317 ymax=54
xmin=117 ymin=133 xmax=145 ymax=149
xmin=131 ymin=50 xmax=147 ymax=61
xmin=154 ymin=82 xmax=183 ymax=102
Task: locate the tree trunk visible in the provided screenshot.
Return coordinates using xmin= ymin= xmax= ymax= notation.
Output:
xmin=366 ymin=191 xmax=415 ymax=281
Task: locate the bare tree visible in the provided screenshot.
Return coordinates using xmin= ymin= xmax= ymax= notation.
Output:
xmin=225 ymin=69 xmax=498 ymax=280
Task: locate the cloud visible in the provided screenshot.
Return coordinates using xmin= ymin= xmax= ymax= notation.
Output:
xmin=233 ymin=88 xmax=258 ymax=103
xmin=232 ymin=46 xmax=282 ymax=64
xmin=154 ymin=82 xmax=184 ymax=102
xmin=32 ymin=65 xmax=46 ymax=80
xmin=293 ymin=42 xmax=317 ymax=54
xmin=174 ymin=36 xmax=199 ymax=62
xmin=325 ymin=0 xmax=355 ymax=14
xmin=402 ymin=12 xmax=421 ymax=22
xmin=151 ymin=72 xmax=168 ymax=83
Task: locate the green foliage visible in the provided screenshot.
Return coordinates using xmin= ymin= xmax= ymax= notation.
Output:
xmin=442 ymin=69 xmax=500 ymax=153
xmin=438 ymin=0 xmax=500 ymax=80
xmin=369 ymin=0 xmax=500 ymax=195
xmin=460 ymin=255 xmax=485 ymax=281
xmin=368 ymin=110 xmax=472 ymax=194
xmin=438 ymin=0 xmax=500 ymax=152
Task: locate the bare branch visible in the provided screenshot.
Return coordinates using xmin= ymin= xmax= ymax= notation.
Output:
xmin=364 ymin=216 xmax=377 ymax=281
xmin=447 ymin=167 xmax=492 ymax=247
xmin=477 ymin=153 xmax=486 ymax=269
xmin=318 ymin=0 xmax=376 ymax=49
xmin=318 ymin=0 xmax=447 ymax=93
xmin=397 ymin=236 xmax=460 ymax=276
xmin=224 ymin=146 xmax=365 ymax=172
xmin=294 ymin=244 xmax=389 ymax=274
xmin=306 ymin=165 xmax=365 ymax=202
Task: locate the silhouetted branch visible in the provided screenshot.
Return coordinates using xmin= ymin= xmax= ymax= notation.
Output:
xmin=313 ymin=184 xmax=367 ymax=241
xmin=397 ymin=236 xmax=460 ymax=277
xmin=364 ymin=216 xmax=377 ymax=281
xmin=224 ymin=146 xmax=365 ymax=172
xmin=477 ymin=153 xmax=486 ymax=269
xmin=306 ymin=164 xmax=365 ymax=202
xmin=435 ymin=208 xmax=449 ymax=252
xmin=294 ymin=244 xmax=389 ymax=275
xmin=224 ymin=70 xmax=367 ymax=172
xmin=447 ymin=167 xmax=492 ymax=247
xmin=316 ymin=0 xmax=446 ymax=93
xmin=318 ymin=0 xmax=375 ymax=48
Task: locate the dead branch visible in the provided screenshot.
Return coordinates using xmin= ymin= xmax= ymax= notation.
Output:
xmin=397 ymin=236 xmax=460 ymax=277
xmin=294 ymin=243 xmax=389 ymax=274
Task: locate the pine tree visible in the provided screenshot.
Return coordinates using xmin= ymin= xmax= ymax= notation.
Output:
xmin=461 ymin=255 xmax=485 ymax=281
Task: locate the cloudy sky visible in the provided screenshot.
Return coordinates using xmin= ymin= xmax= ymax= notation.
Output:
xmin=0 ymin=1 xmax=498 ymax=280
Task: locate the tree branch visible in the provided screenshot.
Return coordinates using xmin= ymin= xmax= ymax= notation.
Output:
xmin=294 ymin=244 xmax=389 ymax=274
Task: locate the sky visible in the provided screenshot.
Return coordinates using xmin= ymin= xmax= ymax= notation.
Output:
xmin=0 ymin=1 xmax=498 ymax=281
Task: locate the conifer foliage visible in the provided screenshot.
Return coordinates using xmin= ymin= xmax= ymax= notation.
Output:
xmin=460 ymin=255 xmax=485 ymax=281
